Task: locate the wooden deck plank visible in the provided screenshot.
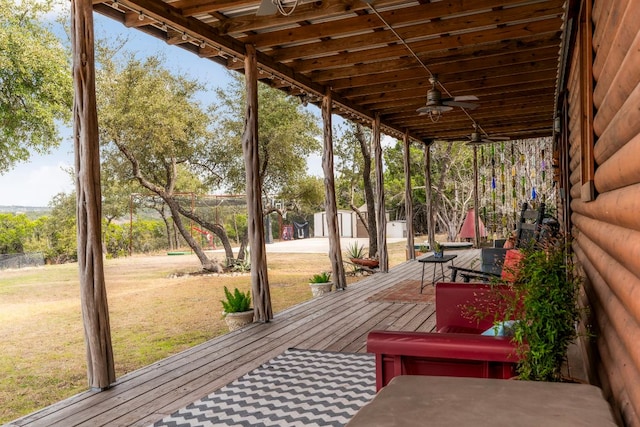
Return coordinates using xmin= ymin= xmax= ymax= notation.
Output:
xmin=10 ymin=250 xmax=481 ymax=427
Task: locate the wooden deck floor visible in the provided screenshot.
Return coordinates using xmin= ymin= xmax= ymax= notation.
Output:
xmin=9 ymin=250 xmax=480 ymax=427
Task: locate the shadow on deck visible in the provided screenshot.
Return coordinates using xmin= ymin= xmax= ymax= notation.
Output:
xmin=8 ymin=250 xmax=480 ymax=427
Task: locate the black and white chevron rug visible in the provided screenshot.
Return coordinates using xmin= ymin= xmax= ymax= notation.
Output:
xmin=152 ymin=348 xmax=376 ymax=427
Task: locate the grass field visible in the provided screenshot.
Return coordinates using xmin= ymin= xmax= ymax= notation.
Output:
xmin=0 ymin=240 xmax=410 ymax=424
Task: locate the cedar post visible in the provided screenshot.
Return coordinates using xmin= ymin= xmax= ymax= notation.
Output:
xmin=71 ymin=0 xmax=115 ymax=389
xmin=242 ymin=45 xmax=272 ymax=321
xmin=473 ymin=145 xmax=481 ymax=248
xmin=373 ymin=114 xmax=388 ymax=272
xmin=403 ymin=130 xmax=415 ymax=259
xmin=424 ymin=140 xmax=435 ymax=249
xmin=321 ymin=88 xmax=347 ymax=290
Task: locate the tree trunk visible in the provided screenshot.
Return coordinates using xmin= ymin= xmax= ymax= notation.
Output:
xmin=72 ymin=0 xmax=115 ymax=390
xmin=473 ymin=146 xmax=481 ymax=248
xmin=173 ymin=205 xmax=235 ymax=263
xmin=404 ymin=130 xmax=415 ymax=259
xmin=242 ymin=44 xmax=272 ymax=322
xmin=372 ymin=114 xmax=388 ymax=272
xmin=424 ymin=141 xmax=435 ymax=248
xmin=355 ymin=124 xmax=377 ymax=257
xmin=164 ymin=198 xmax=218 ymax=271
xmin=322 ymin=88 xmax=347 ymax=290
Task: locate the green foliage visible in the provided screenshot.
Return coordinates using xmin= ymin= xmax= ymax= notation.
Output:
xmin=0 ymin=214 xmax=34 ymax=253
xmin=432 ymin=241 xmax=443 ymax=253
xmin=103 ymin=219 xmax=166 ymax=258
xmin=41 ymin=192 xmax=77 ymax=263
xmin=212 ymin=75 xmax=321 ymax=196
xmin=508 ymin=237 xmax=581 ymax=381
xmin=309 ymin=271 xmax=331 ymax=283
xmin=0 ymin=0 xmax=73 ymax=172
xmin=345 ymin=242 xmax=365 ymax=259
xmin=220 ymin=286 xmax=251 ymax=313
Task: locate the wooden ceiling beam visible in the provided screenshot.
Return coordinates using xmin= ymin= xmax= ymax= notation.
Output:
xmin=239 ymin=0 xmax=539 ymax=48
xmin=387 ymin=98 xmax=554 ymax=122
xmin=286 ymin=18 xmax=563 ymax=71
xmin=325 ymin=45 xmax=559 ymax=90
xmin=350 ymin=70 xmax=555 ymax=105
xmin=213 ymin=0 xmax=408 ymax=34
xmin=336 ymin=49 xmax=559 ymax=96
xmin=272 ymin=3 xmax=564 ymax=62
xmin=309 ymin=32 xmax=561 ymax=82
xmin=393 ymin=105 xmax=555 ymax=129
xmin=413 ymin=120 xmax=553 ymax=140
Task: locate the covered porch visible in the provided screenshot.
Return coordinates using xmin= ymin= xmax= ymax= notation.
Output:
xmin=58 ymin=0 xmax=640 ymax=424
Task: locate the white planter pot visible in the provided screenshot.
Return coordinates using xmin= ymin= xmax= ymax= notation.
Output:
xmin=224 ymin=310 xmax=254 ymax=331
xmin=309 ymin=282 xmax=333 ymax=297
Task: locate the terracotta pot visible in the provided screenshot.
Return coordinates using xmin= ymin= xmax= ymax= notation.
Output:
xmin=350 ymin=258 xmax=380 ymax=268
xmin=224 ymin=310 xmax=254 ymax=331
xmin=309 ymin=281 xmax=333 ymax=297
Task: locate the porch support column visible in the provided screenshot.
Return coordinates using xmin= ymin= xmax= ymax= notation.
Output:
xmin=321 ymin=88 xmax=347 ymax=290
xmin=403 ymin=130 xmax=415 ymax=259
xmin=373 ymin=114 xmax=388 ymax=272
xmin=242 ymin=44 xmax=272 ymax=321
xmin=424 ymin=140 xmax=435 ymax=249
xmin=71 ymin=0 xmax=115 ymax=389
xmin=473 ymin=145 xmax=481 ymax=248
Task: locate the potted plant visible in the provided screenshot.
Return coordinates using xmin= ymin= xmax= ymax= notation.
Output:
xmin=507 ymin=237 xmax=581 ymax=381
xmin=432 ymin=241 xmax=444 ymax=258
xmin=474 ymin=235 xmax=581 ymax=381
xmin=220 ymin=286 xmax=253 ymax=331
xmin=309 ymin=271 xmax=333 ymax=297
xmin=346 ymin=242 xmax=379 ymax=268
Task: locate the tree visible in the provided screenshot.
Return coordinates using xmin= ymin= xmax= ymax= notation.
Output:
xmin=334 ymin=123 xmax=377 ymax=257
xmin=211 ymin=75 xmax=321 ymax=198
xmin=0 ymin=213 xmax=33 ymax=253
xmin=0 ymin=0 xmax=73 ymax=172
xmin=430 ymin=141 xmax=474 ymax=241
xmin=383 ymin=139 xmax=429 ymax=233
xmin=97 ymin=53 xmax=224 ymax=271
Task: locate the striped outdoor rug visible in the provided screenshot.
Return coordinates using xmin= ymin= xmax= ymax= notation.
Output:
xmin=152 ymin=348 xmax=376 ymax=427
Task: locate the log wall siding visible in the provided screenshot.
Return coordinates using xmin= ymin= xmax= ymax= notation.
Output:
xmin=568 ymin=0 xmax=640 ymax=424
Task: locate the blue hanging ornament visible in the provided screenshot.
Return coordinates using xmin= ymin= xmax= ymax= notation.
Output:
xmin=531 ymin=186 xmax=537 ymax=200
xmin=491 ymin=176 xmax=496 ymax=190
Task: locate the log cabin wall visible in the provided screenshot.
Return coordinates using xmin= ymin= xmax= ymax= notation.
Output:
xmin=567 ymin=0 xmax=640 ymax=424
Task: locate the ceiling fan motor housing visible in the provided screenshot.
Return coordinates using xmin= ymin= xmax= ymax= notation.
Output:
xmin=427 ymin=88 xmax=442 ymax=105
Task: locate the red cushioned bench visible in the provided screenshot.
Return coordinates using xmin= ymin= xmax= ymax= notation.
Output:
xmin=367 ymin=282 xmax=520 ymax=391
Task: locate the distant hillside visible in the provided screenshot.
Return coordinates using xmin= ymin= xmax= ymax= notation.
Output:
xmin=0 ymin=206 xmax=51 ymax=216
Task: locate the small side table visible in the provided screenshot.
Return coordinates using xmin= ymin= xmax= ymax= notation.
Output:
xmin=418 ymin=254 xmax=458 ymax=293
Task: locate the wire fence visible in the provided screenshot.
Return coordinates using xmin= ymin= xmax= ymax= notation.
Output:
xmin=0 ymin=253 xmax=45 ymax=270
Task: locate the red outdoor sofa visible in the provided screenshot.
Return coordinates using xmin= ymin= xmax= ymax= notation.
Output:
xmin=367 ymin=282 xmax=521 ymax=391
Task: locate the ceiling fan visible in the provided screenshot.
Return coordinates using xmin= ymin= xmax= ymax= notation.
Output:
xmin=465 ymin=124 xmax=510 ymax=145
xmin=417 ymin=76 xmax=479 ymax=122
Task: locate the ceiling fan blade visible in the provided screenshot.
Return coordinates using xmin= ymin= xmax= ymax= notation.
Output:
xmin=452 ymin=95 xmax=479 ymax=102
xmin=443 ymin=100 xmax=478 ymax=110
xmin=256 ymin=0 xmax=278 ymax=16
